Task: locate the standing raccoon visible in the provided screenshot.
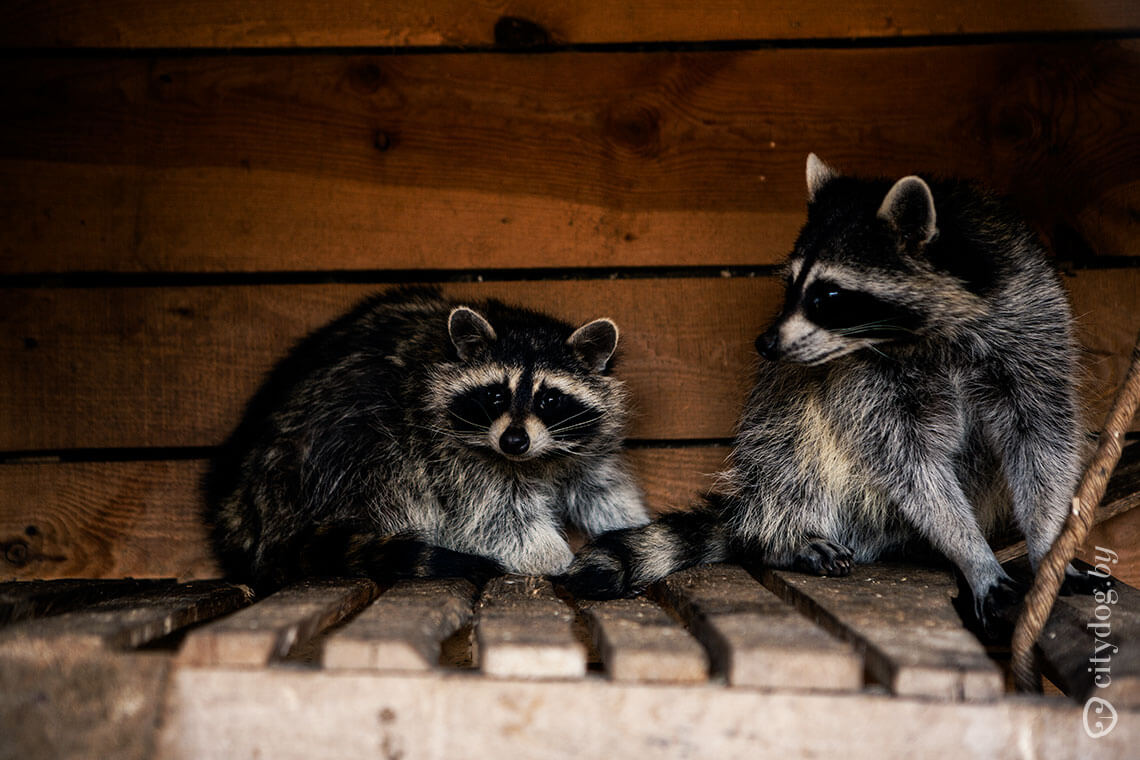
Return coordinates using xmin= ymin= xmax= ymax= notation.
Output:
xmin=562 ymin=155 xmax=1095 ymax=635
xmin=206 ymin=287 xmax=648 ymax=592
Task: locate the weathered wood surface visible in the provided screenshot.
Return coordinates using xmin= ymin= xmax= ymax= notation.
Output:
xmin=0 ymin=577 xmax=175 ymax=624
xmin=157 ymin=668 xmax=1139 ymax=760
xmin=0 ymin=580 xmax=246 ymax=656
xmin=2 ymin=43 xmax=1137 ymax=274
xmin=1035 ymin=558 xmax=1140 ymax=709
xmin=763 ymin=564 xmax=1003 ymax=700
xmin=655 ymin=564 xmax=861 ymax=690
xmin=475 ymin=576 xmax=586 ymax=678
xmin=4 ymin=272 xmax=1136 ymax=453
xmin=6 ymin=1 xmax=1140 ymax=48
xmin=323 ymin=578 xmax=477 ymax=671
xmin=178 ymin=578 xmax=376 ymax=667
xmin=0 ymin=447 xmax=727 ymax=582
xmin=579 ymin=596 xmax=708 ymax=683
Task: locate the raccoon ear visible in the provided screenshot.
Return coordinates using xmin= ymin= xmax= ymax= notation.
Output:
xmin=877 ymin=175 xmax=938 ymax=246
xmin=448 ymin=306 xmax=497 ymax=360
xmin=568 ymin=318 xmax=619 ymax=373
xmin=806 ymin=153 xmax=837 ymax=202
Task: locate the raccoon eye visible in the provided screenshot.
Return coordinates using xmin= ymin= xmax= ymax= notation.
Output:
xmin=483 ymin=387 xmax=509 ymax=412
xmin=537 ymin=389 xmax=564 ymax=412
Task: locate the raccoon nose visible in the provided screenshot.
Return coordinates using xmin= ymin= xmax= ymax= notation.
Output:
xmin=755 ymin=329 xmax=780 ymax=361
xmin=499 ymin=426 xmax=530 ymax=456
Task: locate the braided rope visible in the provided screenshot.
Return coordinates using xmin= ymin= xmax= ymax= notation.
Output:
xmin=1011 ymin=328 xmax=1140 ymax=692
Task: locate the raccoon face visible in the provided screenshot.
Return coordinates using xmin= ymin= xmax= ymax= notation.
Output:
xmin=435 ymin=307 xmax=624 ymax=462
xmin=755 ymin=155 xmax=936 ymax=365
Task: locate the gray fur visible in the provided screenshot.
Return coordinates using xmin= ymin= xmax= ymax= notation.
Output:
xmin=206 ymin=287 xmax=648 ymax=590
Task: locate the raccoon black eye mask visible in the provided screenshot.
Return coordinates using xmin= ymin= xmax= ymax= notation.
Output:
xmin=560 ymin=153 xmax=1102 ymax=639
xmin=205 ymin=286 xmax=649 ymax=593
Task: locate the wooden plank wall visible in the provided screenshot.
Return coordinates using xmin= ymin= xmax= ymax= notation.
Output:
xmin=2 ymin=2 xmax=1139 ymax=583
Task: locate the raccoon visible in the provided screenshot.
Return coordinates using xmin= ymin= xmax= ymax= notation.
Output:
xmin=205 ymin=286 xmax=648 ymax=592
xmin=560 ymin=155 xmax=1097 ymax=635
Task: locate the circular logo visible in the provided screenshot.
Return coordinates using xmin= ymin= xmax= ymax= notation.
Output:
xmin=1083 ymin=697 xmax=1118 ymax=739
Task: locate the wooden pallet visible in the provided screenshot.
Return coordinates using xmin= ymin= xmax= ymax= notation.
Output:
xmin=1 ymin=563 xmax=1136 ymax=759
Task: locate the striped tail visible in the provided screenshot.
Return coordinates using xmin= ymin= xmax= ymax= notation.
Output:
xmin=554 ymin=504 xmax=728 ymax=599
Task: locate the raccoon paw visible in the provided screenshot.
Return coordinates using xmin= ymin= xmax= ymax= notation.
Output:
xmin=792 ymin=538 xmax=854 ymax=577
xmin=1059 ymin=566 xmax=1113 ymax=596
xmin=965 ymin=576 xmax=1027 ymax=643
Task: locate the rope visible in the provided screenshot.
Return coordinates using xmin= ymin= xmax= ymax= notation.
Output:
xmin=1011 ymin=328 xmax=1140 ymax=692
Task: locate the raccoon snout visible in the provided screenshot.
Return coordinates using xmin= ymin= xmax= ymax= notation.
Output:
xmin=755 ymin=329 xmax=781 ymax=361
xmin=499 ymin=425 xmax=531 ymax=456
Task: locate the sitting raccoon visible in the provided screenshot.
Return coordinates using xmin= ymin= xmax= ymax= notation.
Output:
xmin=206 ymin=286 xmax=648 ymax=592
xmin=560 ymin=155 xmax=1097 ymax=635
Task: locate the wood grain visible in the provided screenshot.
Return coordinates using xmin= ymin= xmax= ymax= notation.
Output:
xmin=5 ymin=1 xmax=1140 ymax=48
xmin=579 ymin=596 xmax=709 ymax=683
xmin=5 ymin=272 xmax=1137 ymax=452
xmin=655 ymin=564 xmax=862 ymax=690
xmin=322 ymin=578 xmax=478 ymax=671
xmin=178 ymin=578 xmax=377 ymax=667
xmin=763 ymin=564 xmax=1003 ymax=700
xmin=0 ymin=447 xmax=723 ymax=581
xmin=475 ymin=575 xmax=586 ymax=678
xmin=1 ymin=42 xmax=1137 ymax=273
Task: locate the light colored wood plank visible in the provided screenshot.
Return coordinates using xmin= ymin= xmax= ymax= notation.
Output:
xmin=655 ymin=564 xmax=861 ymax=691
xmin=323 ymin=578 xmax=477 ymax=671
xmin=0 ymin=448 xmax=727 ymax=581
xmin=157 ymin=668 xmax=1140 ymax=760
xmin=0 ymin=280 xmax=778 ymax=449
xmin=0 ymin=580 xmax=246 ymax=656
xmin=178 ymin=578 xmax=376 ymax=667
xmin=579 ymin=597 xmax=708 ymax=683
xmin=1 ymin=44 xmax=1137 ymax=273
xmin=763 ymin=564 xmax=1003 ymax=700
xmin=5 ymin=1 xmax=1139 ymax=48
xmin=475 ymin=576 xmax=586 ymax=679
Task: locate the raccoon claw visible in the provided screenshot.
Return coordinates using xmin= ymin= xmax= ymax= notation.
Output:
xmin=1059 ymin=568 xmax=1112 ymax=596
xmin=792 ymin=538 xmax=854 ymax=577
xmin=960 ymin=575 xmax=1026 ymax=643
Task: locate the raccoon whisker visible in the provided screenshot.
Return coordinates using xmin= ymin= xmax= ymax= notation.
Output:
xmin=445 ymin=412 xmax=492 ymax=432
xmin=543 ymin=406 xmax=596 ymax=428
xmin=548 ymin=416 xmax=604 ymax=436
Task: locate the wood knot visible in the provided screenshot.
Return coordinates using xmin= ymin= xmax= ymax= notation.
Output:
xmin=348 ymin=62 xmax=385 ymax=94
xmin=494 ymin=16 xmax=551 ymax=49
xmin=604 ymin=104 xmax=662 ymax=158
xmin=4 ymin=539 xmax=29 ymax=567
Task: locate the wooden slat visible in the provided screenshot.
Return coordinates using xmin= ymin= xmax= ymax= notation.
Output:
xmin=475 ymin=576 xmax=586 ymax=679
xmin=6 ymin=1 xmax=1140 ymax=48
xmin=0 ymin=280 xmax=777 ymax=449
xmin=178 ymin=578 xmax=376 ymax=667
xmin=1 ymin=44 xmax=1137 ymax=273
xmin=579 ymin=597 xmax=708 ymax=683
xmin=762 ymin=564 xmax=1003 ymax=700
xmin=1036 ymin=564 xmax=1140 ymax=709
xmin=4 ymin=272 xmax=1137 ymax=453
xmin=158 ymin=669 xmax=1140 ymax=760
xmin=0 ymin=447 xmax=724 ymax=581
xmin=655 ymin=564 xmax=861 ymax=691
xmin=0 ymin=578 xmax=175 ymax=624
xmin=0 ymin=580 xmax=246 ymax=655
xmin=323 ymin=578 xmax=477 ymax=671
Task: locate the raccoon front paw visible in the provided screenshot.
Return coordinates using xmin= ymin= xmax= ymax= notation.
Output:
xmin=968 ymin=576 xmax=1027 ymax=642
xmin=1059 ymin=568 xmax=1112 ymax=596
xmin=792 ymin=538 xmax=854 ymax=577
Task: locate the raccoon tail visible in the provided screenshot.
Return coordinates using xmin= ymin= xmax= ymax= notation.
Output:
xmin=554 ymin=502 xmax=728 ymax=599
xmin=275 ymin=523 xmax=503 ymax=592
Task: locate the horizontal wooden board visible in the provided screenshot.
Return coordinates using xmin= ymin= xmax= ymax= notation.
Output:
xmin=2 ymin=42 xmax=1138 ymax=273
xmin=4 ymin=272 xmax=1137 ymax=452
xmin=0 ymin=447 xmax=729 ymax=582
xmin=5 ymin=1 xmax=1140 ymax=48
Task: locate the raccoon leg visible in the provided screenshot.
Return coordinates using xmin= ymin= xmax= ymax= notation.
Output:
xmin=559 ymin=458 xmax=651 ymax=538
xmin=555 ymin=505 xmax=728 ymax=599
